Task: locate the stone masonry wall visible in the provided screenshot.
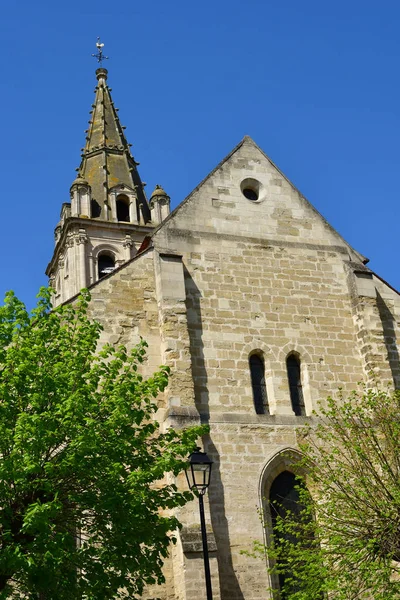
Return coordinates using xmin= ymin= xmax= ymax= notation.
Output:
xmin=155 ymin=235 xmax=364 ymax=600
xmin=349 ymin=270 xmax=400 ymax=387
xmin=151 ymin=137 xmax=400 ymax=599
xmin=68 ymin=137 xmax=399 ymax=600
xmin=81 ymin=249 xmax=181 ymax=599
xmin=83 ymin=248 xmax=162 ymax=381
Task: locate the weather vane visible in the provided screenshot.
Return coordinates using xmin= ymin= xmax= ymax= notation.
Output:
xmin=92 ymin=37 xmax=109 ymax=66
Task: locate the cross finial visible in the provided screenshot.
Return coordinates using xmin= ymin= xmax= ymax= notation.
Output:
xmin=92 ymin=37 xmax=109 ymax=66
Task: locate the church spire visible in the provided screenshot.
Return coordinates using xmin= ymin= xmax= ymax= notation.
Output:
xmin=46 ymin=43 xmax=171 ymax=306
xmin=74 ymin=44 xmax=149 ymax=223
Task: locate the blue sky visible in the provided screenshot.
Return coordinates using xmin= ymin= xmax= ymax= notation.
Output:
xmin=1 ymin=0 xmax=399 ymax=307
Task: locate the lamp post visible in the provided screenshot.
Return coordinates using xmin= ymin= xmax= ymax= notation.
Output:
xmin=185 ymin=447 xmax=213 ymax=600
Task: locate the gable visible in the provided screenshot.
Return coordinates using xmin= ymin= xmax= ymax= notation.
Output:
xmin=153 ymin=136 xmax=366 ymax=264
xmin=109 ymin=183 xmax=136 ymax=193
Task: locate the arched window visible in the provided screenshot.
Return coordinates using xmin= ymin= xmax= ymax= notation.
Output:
xmin=269 ymin=470 xmax=321 ymax=599
xmin=249 ymin=354 xmax=269 ymax=414
xmin=98 ymin=253 xmax=115 ymax=280
xmin=116 ymin=194 xmax=130 ymax=222
xmin=287 ymin=354 xmax=305 ymax=416
xmin=269 ymin=471 xmax=305 ymax=599
xmin=91 ymin=199 xmax=101 ymax=218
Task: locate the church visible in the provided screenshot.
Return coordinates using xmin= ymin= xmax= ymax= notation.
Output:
xmin=46 ymin=62 xmax=400 ymax=599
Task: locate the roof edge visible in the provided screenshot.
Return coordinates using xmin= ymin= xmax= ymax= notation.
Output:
xmin=62 ymin=244 xmax=154 ymax=305
xmin=372 ymin=271 xmax=400 ymax=297
xmin=151 ymin=136 xmax=250 ymax=235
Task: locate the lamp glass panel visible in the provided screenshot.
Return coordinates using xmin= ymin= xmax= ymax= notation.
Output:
xmin=193 ymin=464 xmax=210 ymax=488
xmin=185 ymin=468 xmax=194 ymax=489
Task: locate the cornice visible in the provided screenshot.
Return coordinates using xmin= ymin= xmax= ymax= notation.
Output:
xmin=46 ymin=217 xmax=154 ymax=275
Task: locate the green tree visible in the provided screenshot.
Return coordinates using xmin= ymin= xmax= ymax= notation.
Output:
xmin=253 ymin=386 xmax=400 ymax=600
xmin=0 ymin=288 xmax=205 ymax=599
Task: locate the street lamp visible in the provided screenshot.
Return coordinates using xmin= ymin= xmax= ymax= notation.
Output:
xmin=186 ymin=447 xmax=213 ymax=600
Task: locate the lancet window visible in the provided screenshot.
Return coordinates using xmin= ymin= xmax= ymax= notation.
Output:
xmin=249 ymin=353 xmax=269 ymax=414
xmin=286 ymin=354 xmax=305 ymax=416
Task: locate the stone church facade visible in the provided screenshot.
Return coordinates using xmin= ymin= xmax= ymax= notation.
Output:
xmin=46 ymin=67 xmax=400 ymax=599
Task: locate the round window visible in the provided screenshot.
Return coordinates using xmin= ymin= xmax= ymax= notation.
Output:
xmin=242 ymin=187 xmax=258 ymax=201
xmin=240 ymin=178 xmax=262 ymax=202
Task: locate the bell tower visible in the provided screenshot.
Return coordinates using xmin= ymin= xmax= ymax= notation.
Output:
xmin=46 ymin=46 xmax=170 ymax=305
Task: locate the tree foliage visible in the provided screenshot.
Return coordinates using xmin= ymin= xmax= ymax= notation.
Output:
xmin=254 ymin=386 xmax=400 ymax=600
xmin=0 ymin=288 xmax=205 ymax=599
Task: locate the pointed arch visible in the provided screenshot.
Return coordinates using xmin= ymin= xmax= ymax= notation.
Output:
xmin=258 ymin=448 xmax=309 ymax=599
xmin=269 ymin=470 xmax=309 ymax=597
xmin=258 ymin=447 xmax=303 ymax=502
